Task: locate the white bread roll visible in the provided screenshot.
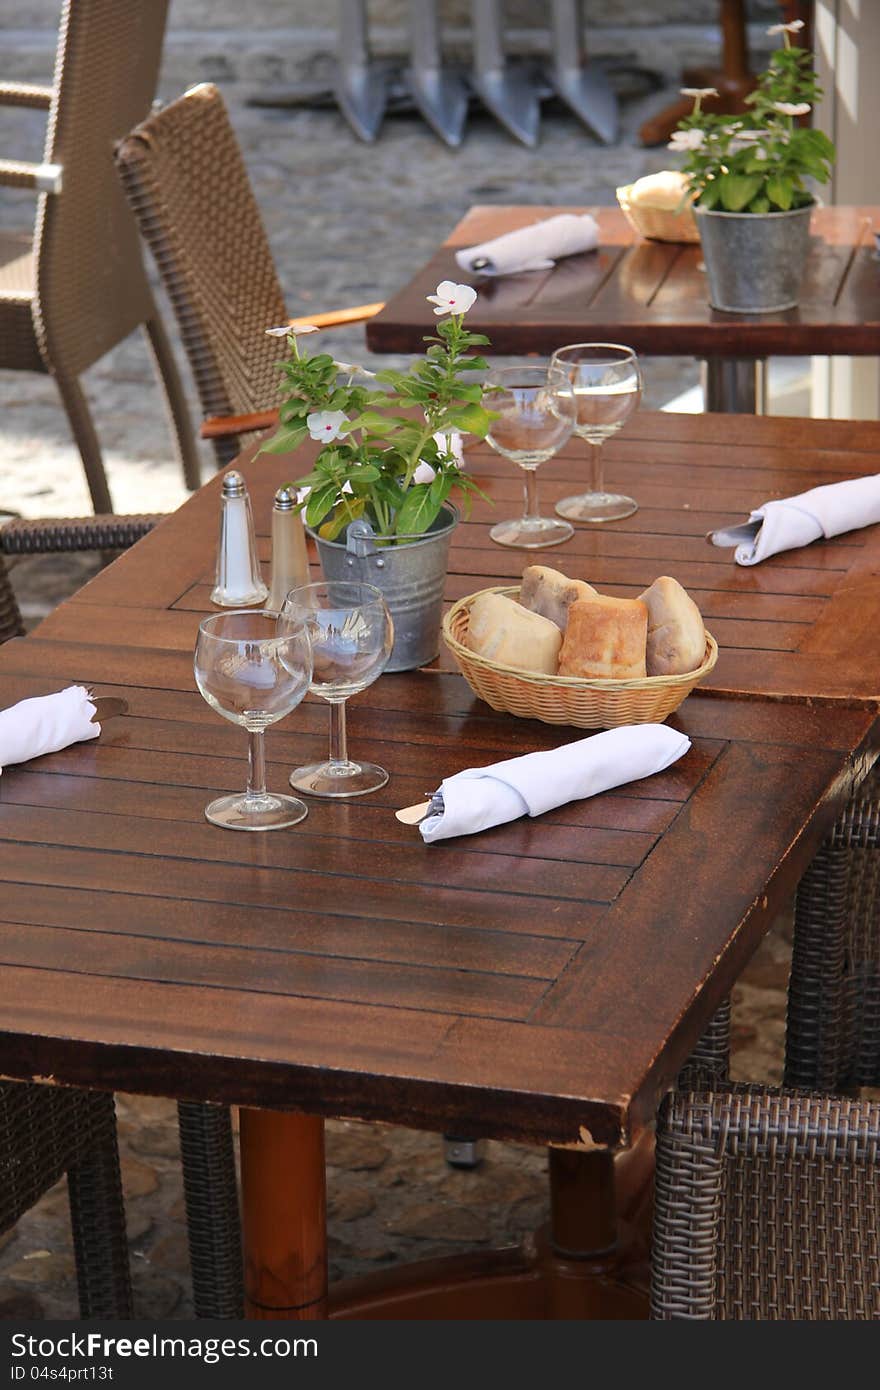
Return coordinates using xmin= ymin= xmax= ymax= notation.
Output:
xmin=638 ymin=575 xmax=706 ymax=676
xmin=519 ymin=565 xmax=597 ymax=632
xmin=558 ymin=595 xmax=648 ymax=680
xmin=625 ymin=169 xmax=692 ymax=212
xmin=465 ymin=591 xmax=562 ymax=674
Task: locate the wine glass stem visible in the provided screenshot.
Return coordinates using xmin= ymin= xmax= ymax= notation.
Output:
xmin=328 ymin=701 xmax=349 ymax=768
xmin=522 ymin=469 xmax=540 ymax=524
xmin=588 ymin=440 xmax=604 ymax=495
xmin=247 ymin=727 xmax=268 ymax=801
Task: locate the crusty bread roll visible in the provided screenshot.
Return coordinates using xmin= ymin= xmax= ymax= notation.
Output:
xmin=625 ymin=169 xmax=692 ymax=213
xmin=518 ymin=565 xmax=597 ymax=632
xmin=558 ymin=595 xmax=648 ymax=680
xmin=465 ymin=591 xmax=561 ymax=674
xmin=638 ymin=576 xmax=705 ymax=676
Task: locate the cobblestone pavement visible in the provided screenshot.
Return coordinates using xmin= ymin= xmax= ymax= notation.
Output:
xmin=1 ymin=26 xmax=792 ymax=1320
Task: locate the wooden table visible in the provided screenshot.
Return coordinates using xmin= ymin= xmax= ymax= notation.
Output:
xmin=366 ymin=204 xmax=880 ymax=412
xmin=1 ymin=412 xmax=878 ymax=1320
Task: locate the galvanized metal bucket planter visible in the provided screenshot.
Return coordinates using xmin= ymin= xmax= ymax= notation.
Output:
xmin=308 ymin=504 xmax=458 ymax=672
xmin=695 ymin=201 xmax=814 ymax=314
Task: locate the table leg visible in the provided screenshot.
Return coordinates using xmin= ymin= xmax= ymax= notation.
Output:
xmin=702 ymin=357 xmax=766 ymax=413
xmin=239 ymin=1108 xmax=327 ymax=1320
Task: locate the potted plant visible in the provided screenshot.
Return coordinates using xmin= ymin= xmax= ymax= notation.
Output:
xmin=670 ymin=18 xmax=835 ymax=313
xmin=259 ymin=281 xmax=495 ymax=671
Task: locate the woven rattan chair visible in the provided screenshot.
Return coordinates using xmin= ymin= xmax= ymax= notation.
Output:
xmin=114 ymin=82 xmax=382 ymax=468
xmin=652 ymin=1085 xmax=880 ymax=1319
xmin=0 ymin=0 xmax=200 ymax=513
xmin=1 ymin=517 xmax=244 ymax=1317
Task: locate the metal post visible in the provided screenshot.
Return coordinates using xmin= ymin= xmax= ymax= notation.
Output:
xmin=702 ymin=357 xmax=766 ymax=413
xmin=548 ymin=0 xmax=617 ymax=144
xmin=405 ymin=0 xmax=469 ymax=147
xmin=471 ymin=0 xmax=541 ymax=148
xmin=336 ymin=0 xmax=388 ymax=143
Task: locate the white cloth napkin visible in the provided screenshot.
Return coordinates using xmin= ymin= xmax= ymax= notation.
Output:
xmin=0 ymin=686 xmax=99 ymax=775
xmin=454 ymin=213 xmax=599 ymax=277
xmin=709 ymin=474 xmax=880 ymax=567
xmin=420 ymin=724 xmax=690 ymax=843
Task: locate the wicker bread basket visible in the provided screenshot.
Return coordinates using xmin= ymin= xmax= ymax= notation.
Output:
xmin=443 ymin=586 xmax=718 ymax=729
xmin=616 ymin=182 xmax=700 ymax=244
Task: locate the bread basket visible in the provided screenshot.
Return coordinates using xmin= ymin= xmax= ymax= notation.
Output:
xmin=616 ymin=182 xmax=700 ymax=245
xmin=443 ymin=586 xmax=718 ymax=729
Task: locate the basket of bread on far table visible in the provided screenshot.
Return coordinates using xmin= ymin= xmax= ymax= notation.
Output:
xmin=442 ymin=565 xmax=718 ymax=729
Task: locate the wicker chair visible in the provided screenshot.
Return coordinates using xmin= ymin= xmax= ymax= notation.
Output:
xmin=113 ymin=82 xmax=382 ymax=467
xmin=652 ymin=1085 xmax=880 ymax=1319
xmin=1 ymin=516 xmax=244 ymax=1317
xmin=0 ymin=0 xmax=200 ymax=513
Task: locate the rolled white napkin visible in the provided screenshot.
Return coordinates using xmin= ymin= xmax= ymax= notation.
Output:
xmin=420 ymin=724 xmax=690 ymax=844
xmin=454 ymin=213 xmax=599 ymax=277
xmin=0 ymin=686 xmax=99 ymax=775
xmin=709 ymin=474 xmax=880 ymax=567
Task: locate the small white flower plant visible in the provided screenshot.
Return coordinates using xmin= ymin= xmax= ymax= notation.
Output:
xmin=670 ymin=20 xmax=834 ymax=215
xmin=259 ymin=281 xmax=494 ymax=544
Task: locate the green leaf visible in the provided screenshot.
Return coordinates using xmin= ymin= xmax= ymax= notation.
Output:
xmin=699 ymin=178 xmax=722 ymax=209
xmin=765 ymin=175 xmax=793 ymax=210
xmin=717 ymin=173 xmax=764 ymax=211
xmin=257 ymin=424 xmax=309 ymax=456
xmin=394 ymin=484 xmax=442 ymax=538
xmin=304 ymin=482 xmax=340 ymax=527
xmin=749 ymin=195 xmax=770 ymax=214
xmin=441 ymin=402 xmax=497 ymax=438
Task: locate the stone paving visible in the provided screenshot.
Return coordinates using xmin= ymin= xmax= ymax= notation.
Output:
xmin=1 ymin=4 xmax=793 ymax=1319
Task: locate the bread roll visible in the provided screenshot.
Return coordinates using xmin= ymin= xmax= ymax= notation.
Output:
xmin=465 ymin=591 xmax=561 ymax=674
xmin=558 ymin=595 xmax=648 ymax=680
xmin=638 ymin=576 xmax=705 ymax=676
xmin=519 ymin=565 xmax=597 ymax=632
xmin=625 ymin=169 xmax=692 ymax=213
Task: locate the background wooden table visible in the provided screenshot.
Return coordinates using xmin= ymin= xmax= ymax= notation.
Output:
xmin=366 ymin=204 xmax=880 ymax=411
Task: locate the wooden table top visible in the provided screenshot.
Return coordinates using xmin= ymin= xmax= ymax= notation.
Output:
xmin=367 ymin=204 xmax=880 ymax=359
xmin=0 ymin=412 xmax=877 ymax=1150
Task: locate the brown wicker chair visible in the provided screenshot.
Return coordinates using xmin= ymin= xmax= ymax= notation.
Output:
xmin=652 ymin=1085 xmax=880 ymax=1319
xmin=1 ymin=517 xmax=243 ymax=1317
xmin=0 ymin=0 xmax=200 ymax=513
xmin=113 ymin=82 xmax=382 ymax=467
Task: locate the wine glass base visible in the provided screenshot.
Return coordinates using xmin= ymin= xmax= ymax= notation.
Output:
xmin=555 ymin=492 xmax=638 ymax=523
xmin=489 ymin=516 xmax=574 ymax=549
xmin=204 ymin=791 xmax=309 ymax=831
xmin=290 ymin=759 xmax=389 ymax=799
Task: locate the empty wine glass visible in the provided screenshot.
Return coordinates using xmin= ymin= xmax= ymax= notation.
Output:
xmin=280 ymin=580 xmax=393 ymax=798
xmin=550 ymin=343 xmax=642 ymax=523
xmin=483 ymin=364 xmax=576 ymax=549
xmin=194 ymin=610 xmax=312 ymax=831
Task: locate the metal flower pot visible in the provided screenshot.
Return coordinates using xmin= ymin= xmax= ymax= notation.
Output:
xmin=308 ymin=504 xmax=459 ymax=673
xmin=695 ymin=201 xmax=814 ymax=314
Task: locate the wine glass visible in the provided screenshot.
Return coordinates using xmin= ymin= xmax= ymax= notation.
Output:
xmin=280 ymin=580 xmax=393 ymax=798
xmin=194 ymin=610 xmax=312 ymax=831
xmin=550 ymin=343 xmax=642 ymax=523
xmin=482 ymin=364 xmax=577 ymax=549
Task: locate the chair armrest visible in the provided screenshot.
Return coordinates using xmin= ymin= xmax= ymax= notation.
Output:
xmin=290 ymin=300 xmax=384 ymax=329
xmin=0 ymin=515 xmax=164 ymax=555
xmin=0 ymin=159 xmax=62 ymax=193
xmin=200 ymin=409 xmax=279 ymax=440
xmin=0 ymin=82 xmax=52 ymax=110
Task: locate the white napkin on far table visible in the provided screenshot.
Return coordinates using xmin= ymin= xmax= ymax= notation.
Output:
xmin=709 ymin=474 xmax=880 ymax=566
xmin=0 ymin=686 xmax=99 ymax=775
xmin=454 ymin=213 xmax=599 ymax=278
xmin=420 ymin=724 xmax=690 ymax=843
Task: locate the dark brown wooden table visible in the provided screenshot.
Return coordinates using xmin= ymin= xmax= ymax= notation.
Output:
xmin=1 ymin=411 xmax=878 ymax=1319
xmin=367 ymin=204 xmax=880 ymax=412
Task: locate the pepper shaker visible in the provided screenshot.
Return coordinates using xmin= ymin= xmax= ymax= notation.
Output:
xmin=267 ymin=486 xmax=310 ymax=612
xmin=210 ymin=471 xmax=269 ymax=607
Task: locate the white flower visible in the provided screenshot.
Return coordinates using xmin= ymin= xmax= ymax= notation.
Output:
xmin=306 ymin=410 xmax=349 ymax=442
xmin=426 ymin=280 xmax=477 ymax=316
xmin=668 ymin=128 xmax=706 ymax=152
xmin=412 ymin=461 xmax=436 ymax=485
xmin=767 ymin=19 xmax=804 ymax=35
xmin=680 ymin=87 xmax=718 ymax=99
xmin=265 ymin=323 xmax=319 ymax=337
xmin=413 ymin=430 xmax=466 ymax=487
xmin=332 ymin=360 xmax=376 ymax=379
xmin=773 ymin=101 xmax=811 ymax=116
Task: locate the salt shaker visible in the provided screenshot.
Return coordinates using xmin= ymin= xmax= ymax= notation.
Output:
xmin=267 ymin=486 xmax=310 ymax=612
xmin=210 ymin=471 xmax=269 ymax=607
